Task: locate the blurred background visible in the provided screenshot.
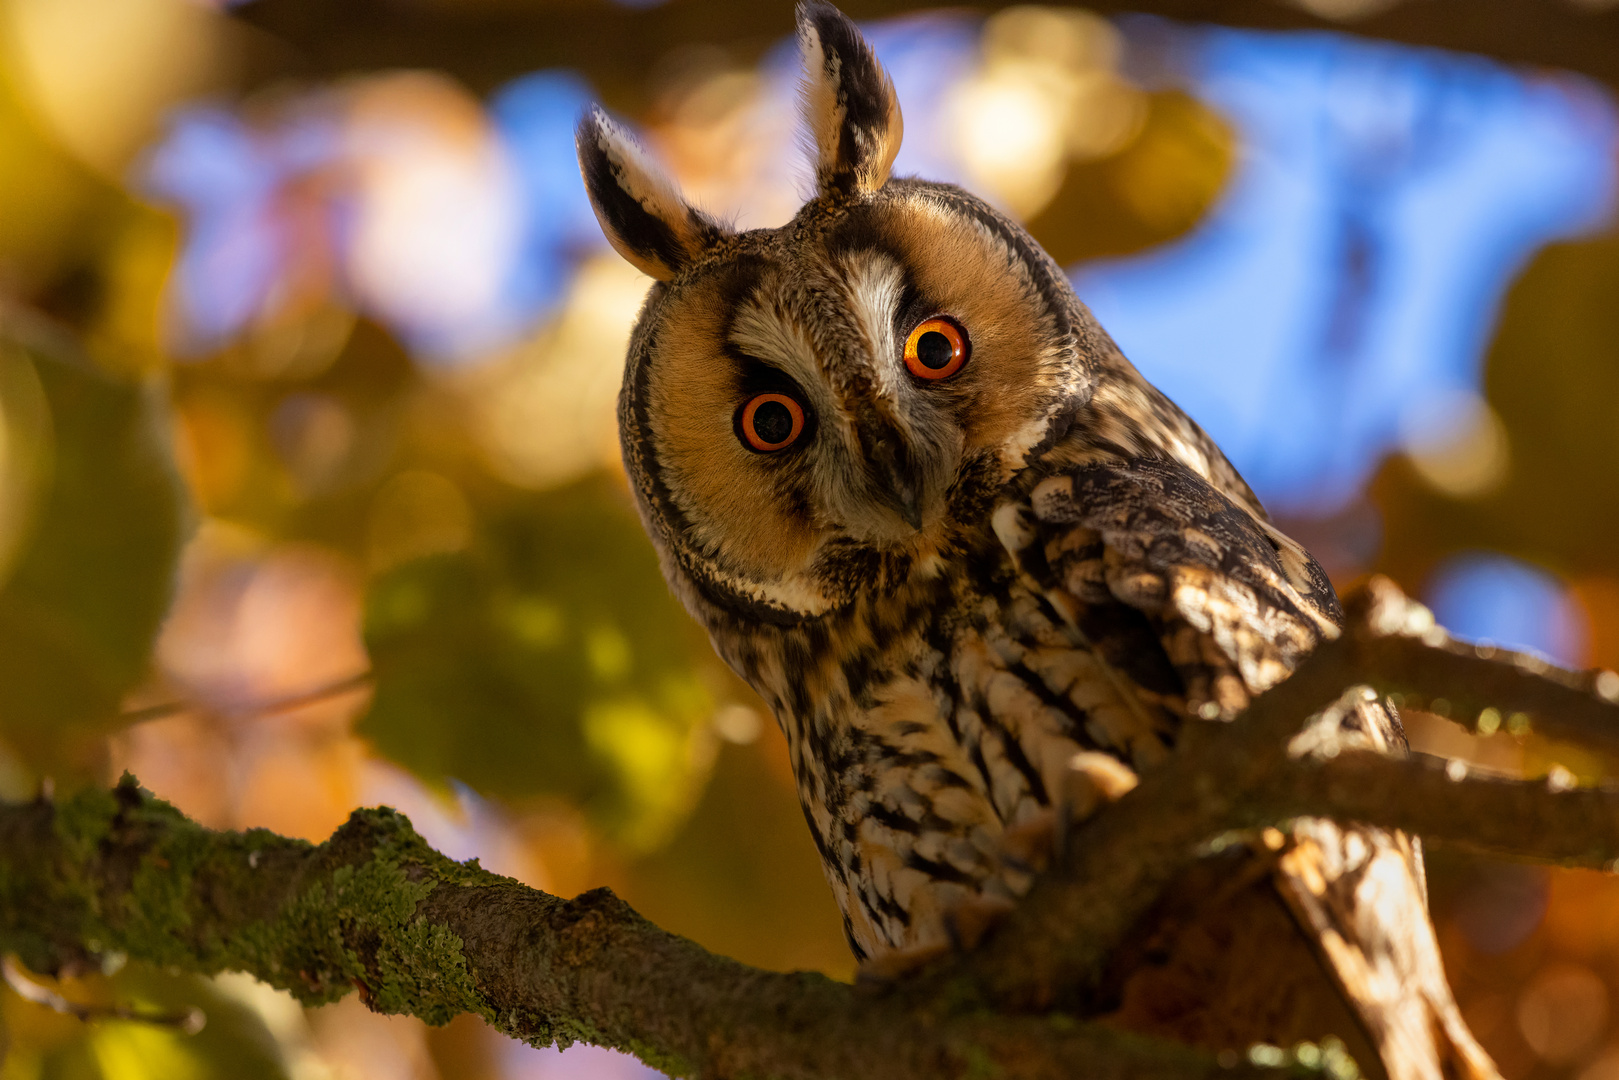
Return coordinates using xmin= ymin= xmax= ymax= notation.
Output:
xmin=0 ymin=0 xmax=1617 ymax=1077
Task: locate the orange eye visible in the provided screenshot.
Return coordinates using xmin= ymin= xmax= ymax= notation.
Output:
xmin=904 ymin=317 xmax=969 ymax=380
xmin=738 ymin=392 xmax=807 ymax=452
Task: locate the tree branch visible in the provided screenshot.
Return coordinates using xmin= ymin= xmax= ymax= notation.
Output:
xmin=0 ymin=777 xmax=1317 ymax=1080
xmin=227 ymin=0 xmax=1619 ymax=106
xmin=1270 ymin=748 xmax=1619 ymax=868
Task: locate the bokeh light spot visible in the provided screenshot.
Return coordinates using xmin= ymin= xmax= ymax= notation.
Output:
xmin=1426 ymin=552 xmax=1588 ymax=664
xmin=1518 ymin=963 xmax=1609 ymax=1065
xmin=1398 ymin=387 xmax=1511 ymax=498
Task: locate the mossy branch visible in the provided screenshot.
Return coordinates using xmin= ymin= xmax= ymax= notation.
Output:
xmin=0 ymin=776 xmax=1325 ymax=1080
xmin=5 ymin=576 xmax=1619 ymax=1078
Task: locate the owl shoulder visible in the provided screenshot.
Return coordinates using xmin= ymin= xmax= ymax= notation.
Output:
xmin=993 ymin=444 xmax=1342 ymax=715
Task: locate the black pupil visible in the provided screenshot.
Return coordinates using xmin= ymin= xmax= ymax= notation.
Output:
xmin=753 ymin=400 xmax=795 ymax=445
xmin=916 ymin=330 xmax=955 ymax=370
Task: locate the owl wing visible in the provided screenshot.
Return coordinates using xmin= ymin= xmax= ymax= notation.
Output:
xmin=996 ymin=453 xmax=1498 ymax=1080
xmin=1005 ymin=454 xmax=1340 ymax=719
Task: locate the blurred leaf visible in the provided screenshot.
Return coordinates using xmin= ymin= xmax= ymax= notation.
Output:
xmin=1481 ymin=231 xmax=1619 ymax=570
xmin=112 ymin=970 xmax=288 ymax=1080
xmin=0 ymin=314 xmax=190 ymax=770
xmin=619 ymin=735 xmax=853 ymax=981
xmin=2 ymin=967 xmax=289 ymax=1080
xmin=171 ymin=317 xmax=413 ymax=530
xmin=0 ymin=72 xmax=125 ymax=302
xmin=1026 ymin=90 xmax=1234 ymax=267
xmin=361 ymin=474 xmax=715 ymax=849
xmin=0 ymin=334 xmax=51 ymax=583
xmin=1373 ymin=230 xmax=1619 ymax=586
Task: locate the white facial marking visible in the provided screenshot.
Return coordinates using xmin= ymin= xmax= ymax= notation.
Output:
xmin=840 ymin=250 xmax=907 ymax=399
xmin=717 ymin=563 xmax=838 ymax=617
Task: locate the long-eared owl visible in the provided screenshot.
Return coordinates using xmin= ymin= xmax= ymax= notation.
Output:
xmin=576 ymin=5 xmax=1497 ymax=1078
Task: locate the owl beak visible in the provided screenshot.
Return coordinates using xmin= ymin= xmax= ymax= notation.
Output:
xmin=865 ymin=432 xmax=925 ymax=531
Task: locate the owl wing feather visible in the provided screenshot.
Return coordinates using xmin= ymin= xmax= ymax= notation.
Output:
xmin=1020 ymin=455 xmax=1340 ymax=717
xmin=998 ymin=452 xmax=1498 ymax=1080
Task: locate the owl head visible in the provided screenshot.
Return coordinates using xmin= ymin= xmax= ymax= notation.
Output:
xmin=577 ymin=0 xmax=1102 ymax=627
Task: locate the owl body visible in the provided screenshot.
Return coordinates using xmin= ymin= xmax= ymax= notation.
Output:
xmin=616 ymin=175 xmax=1330 ymax=960
xmin=579 ymin=6 xmax=1495 ymax=1078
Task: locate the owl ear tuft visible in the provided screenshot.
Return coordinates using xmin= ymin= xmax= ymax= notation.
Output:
xmin=797 ymin=0 xmax=903 ymax=198
xmin=576 ymin=107 xmax=726 ymax=281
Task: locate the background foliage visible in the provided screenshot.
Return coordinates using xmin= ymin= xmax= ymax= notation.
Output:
xmin=0 ymin=1 xmax=1618 ymax=1078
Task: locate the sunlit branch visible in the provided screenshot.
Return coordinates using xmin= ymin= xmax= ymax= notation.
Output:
xmin=1267 ymin=748 xmax=1619 ymax=867
xmin=1334 ymin=579 xmax=1619 ymax=753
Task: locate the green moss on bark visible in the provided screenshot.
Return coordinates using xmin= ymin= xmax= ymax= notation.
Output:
xmin=2 ymin=778 xmax=493 ymax=1025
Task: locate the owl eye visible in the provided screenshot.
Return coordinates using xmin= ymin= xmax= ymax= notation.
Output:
xmin=738 ymin=392 xmax=807 ymax=453
xmin=904 ymin=317 xmax=969 ymax=380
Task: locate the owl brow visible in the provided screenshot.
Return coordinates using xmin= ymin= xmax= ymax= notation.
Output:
xmin=711 ymin=252 xmax=772 ymax=309
xmin=727 ymin=295 xmax=821 ymax=390
xmin=839 ymin=251 xmax=907 ymax=363
xmin=925 ymin=185 xmax=1072 ymax=343
xmin=891 ymin=279 xmax=933 ymax=344
xmin=725 ymin=347 xmax=807 ymax=398
xmin=822 ymin=205 xmax=941 ymax=345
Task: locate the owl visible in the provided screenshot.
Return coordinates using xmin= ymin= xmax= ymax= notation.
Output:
xmin=576 ymin=5 xmax=1497 ymax=1078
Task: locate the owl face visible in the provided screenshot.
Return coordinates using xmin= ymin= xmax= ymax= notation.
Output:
xmin=579 ymin=2 xmax=1094 ymax=624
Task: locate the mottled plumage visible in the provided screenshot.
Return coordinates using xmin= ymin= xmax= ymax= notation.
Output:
xmin=576 ymin=6 xmax=1496 ymax=1078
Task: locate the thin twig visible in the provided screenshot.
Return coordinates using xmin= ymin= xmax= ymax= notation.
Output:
xmin=1264 ymin=747 xmax=1619 ymax=868
xmin=119 ymin=670 xmax=374 ymax=725
xmin=2 ymin=955 xmax=205 ymax=1034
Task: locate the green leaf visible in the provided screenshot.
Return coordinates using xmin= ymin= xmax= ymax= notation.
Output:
xmin=0 ymin=315 xmax=190 ymax=768
xmin=361 ymin=474 xmax=715 ymax=849
xmin=1374 ymin=232 xmax=1619 ymax=581
xmin=85 ymin=969 xmax=289 ymax=1080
